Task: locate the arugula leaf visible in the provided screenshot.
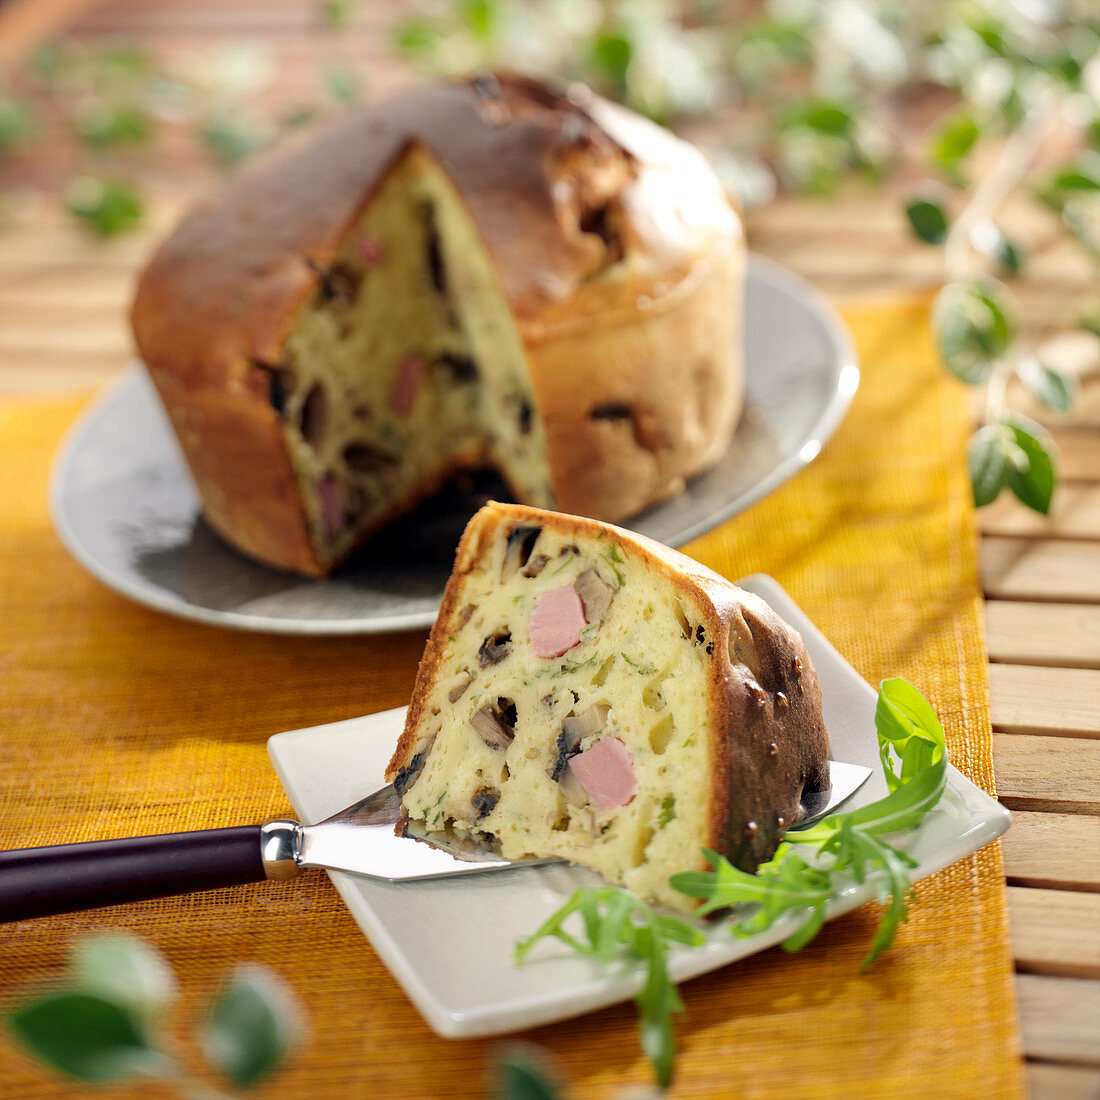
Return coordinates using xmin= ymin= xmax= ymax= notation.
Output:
xmin=517 ymin=678 xmax=950 ymax=1086
xmin=515 ymin=888 xmax=704 ymax=1089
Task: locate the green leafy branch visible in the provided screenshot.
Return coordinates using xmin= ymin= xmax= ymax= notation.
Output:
xmin=6 ymin=932 xmax=304 ymax=1097
xmin=516 ymin=677 xmax=949 ymax=1090
xmin=909 ymin=89 xmax=1089 ymax=515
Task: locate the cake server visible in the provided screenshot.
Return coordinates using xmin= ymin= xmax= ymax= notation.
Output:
xmin=0 ymin=760 xmax=870 ymax=923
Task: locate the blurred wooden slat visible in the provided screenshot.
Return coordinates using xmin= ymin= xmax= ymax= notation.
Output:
xmin=1018 ymin=974 xmax=1100 ymax=1065
xmin=1000 ymin=811 xmax=1100 ymax=892
xmin=982 ymin=538 xmax=1100 ymax=603
xmin=0 ymin=361 xmax=127 ymax=394
xmin=990 ymin=665 xmax=1100 ymax=737
xmin=1008 ymin=887 xmax=1100 ymax=979
xmin=0 ymin=273 xmax=134 ymax=310
xmin=993 ymin=734 xmax=1100 ymax=813
xmin=1054 ymin=429 xmax=1100 ymax=482
xmin=986 ymin=601 xmax=1100 ymax=669
xmin=978 ymin=486 xmax=1100 ymax=541
xmin=1027 ymin=1062 xmax=1100 ymax=1100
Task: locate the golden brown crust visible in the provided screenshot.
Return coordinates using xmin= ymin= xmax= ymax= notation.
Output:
xmin=387 ymin=502 xmax=831 ymax=879
xmin=132 ymin=74 xmax=743 ymax=573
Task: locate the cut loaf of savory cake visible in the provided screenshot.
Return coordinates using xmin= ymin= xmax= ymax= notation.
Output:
xmin=385 ymin=502 xmax=831 ymax=912
xmin=132 ymin=74 xmax=744 ymax=577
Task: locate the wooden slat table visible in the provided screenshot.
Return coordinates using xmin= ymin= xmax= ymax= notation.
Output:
xmin=1 ymin=2 xmax=1097 ymax=1095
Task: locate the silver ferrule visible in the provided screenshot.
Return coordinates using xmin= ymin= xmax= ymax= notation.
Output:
xmin=259 ymin=819 xmax=303 ymax=881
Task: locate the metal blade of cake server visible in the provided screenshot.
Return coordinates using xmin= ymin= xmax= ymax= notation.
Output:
xmin=294 ymin=759 xmax=871 ymax=883
xmin=293 ymin=783 xmax=558 ymax=881
xmin=799 ymin=760 xmax=873 ymax=823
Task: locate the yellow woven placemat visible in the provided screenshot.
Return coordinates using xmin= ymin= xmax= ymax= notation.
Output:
xmin=0 ymin=293 xmax=1023 ymax=1098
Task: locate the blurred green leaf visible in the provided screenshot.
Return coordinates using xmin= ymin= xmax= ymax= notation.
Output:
xmin=70 ymin=933 xmax=178 ymax=1023
xmin=8 ymin=992 xmax=168 ymax=1084
xmin=731 ymin=18 xmax=808 ymax=91
xmin=1081 ymin=304 xmax=1100 ymax=338
xmin=969 ymin=219 xmax=1023 ymax=275
xmin=1016 ymin=357 xmax=1078 ymax=415
xmin=1061 ymin=199 xmax=1099 ymax=263
xmin=781 ymin=98 xmax=855 ymax=137
xmin=493 ymin=1045 xmax=563 ymax=1100
xmin=933 ymin=279 xmax=1016 ymax=384
xmin=0 ymin=94 xmax=38 ymax=153
xmin=65 ymin=177 xmax=144 ymax=237
xmin=391 ymin=17 xmax=439 ymax=59
xmin=201 ymin=964 xmax=301 ymax=1089
xmin=957 ymin=6 xmax=1010 ymax=58
xmin=29 ymin=40 xmax=69 ymax=84
xmin=92 ymin=42 xmax=153 ymax=85
xmin=318 ymin=0 xmax=359 ymax=31
xmin=1035 ymin=155 xmax=1100 ymax=211
xmin=72 ymin=99 xmax=152 ymax=150
xmin=905 ymin=196 xmax=949 ymax=244
xmin=323 ymin=63 xmax=363 ymax=104
xmin=590 ymin=30 xmax=634 ymax=95
xmin=968 ymin=424 xmax=1011 ymax=507
xmin=280 ymin=104 xmax=318 ymax=130
xmin=200 ymin=109 xmax=267 ymax=169
xmin=458 ymin=0 xmax=500 ymax=41
xmin=929 ymin=109 xmax=981 ymax=183
xmin=1004 ymin=418 xmax=1056 ymax=514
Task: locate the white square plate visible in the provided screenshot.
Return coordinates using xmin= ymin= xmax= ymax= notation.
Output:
xmin=267 ymin=574 xmax=1010 ymax=1038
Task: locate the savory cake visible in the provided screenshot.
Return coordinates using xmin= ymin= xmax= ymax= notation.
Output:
xmin=386 ymin=503 xmax=831 ymax=912
xmin=131 ymin=73 xmax=744 ymax=576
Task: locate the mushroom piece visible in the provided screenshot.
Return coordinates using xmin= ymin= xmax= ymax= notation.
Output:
xmin=501 ymin=525 xmax=541 ymax=581
xmin=299 ymin=382 xmax=328 ymax=447
xmin=523 ymin=554 xmax=550 ymax=578
xmin=478 ymin=629 xmax=512 ymax=668
xmin=447 ymin=670 xmax=475 ymax=703
xmin=393 ymin=734 xmax=435 ymax=795
xmin=548 ymin=703 xmax=610 ymax=781
xmin=574 ymin=567 xmax=614 ymax=626
xmin=470 ymin=697 xmax=517 ymax=750
xmin=471 ymin=787 xmax=500 ymax=820
xmin=342 ymin=441 xmax=398 ymax=475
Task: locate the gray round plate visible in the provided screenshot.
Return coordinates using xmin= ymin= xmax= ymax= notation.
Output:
xmin=50 ymin=255 xmax=858 ymax=634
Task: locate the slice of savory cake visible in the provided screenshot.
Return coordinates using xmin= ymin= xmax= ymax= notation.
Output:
xmin=385 ymin=502 xmax=831 ymax=911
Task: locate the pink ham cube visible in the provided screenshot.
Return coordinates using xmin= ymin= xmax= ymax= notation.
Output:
xmin=529 ymin=584 xmax=586 ymax=658
xmin=355 ymin=234 xmax=386 ymax=265
xmin=390 ymin=354 xmax=424 ymax=415
xmin=569 ymin=736 xmax=637 ymax=810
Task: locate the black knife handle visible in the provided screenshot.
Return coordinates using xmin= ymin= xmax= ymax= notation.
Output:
xmin=0 ymin=826 xmax=266 ymax=922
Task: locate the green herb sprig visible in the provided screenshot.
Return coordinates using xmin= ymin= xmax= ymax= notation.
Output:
xmin=515 ymin=889 xmax=705 ymax=1089
xmin=516 ymin=677 xmax=949 ymax=1089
